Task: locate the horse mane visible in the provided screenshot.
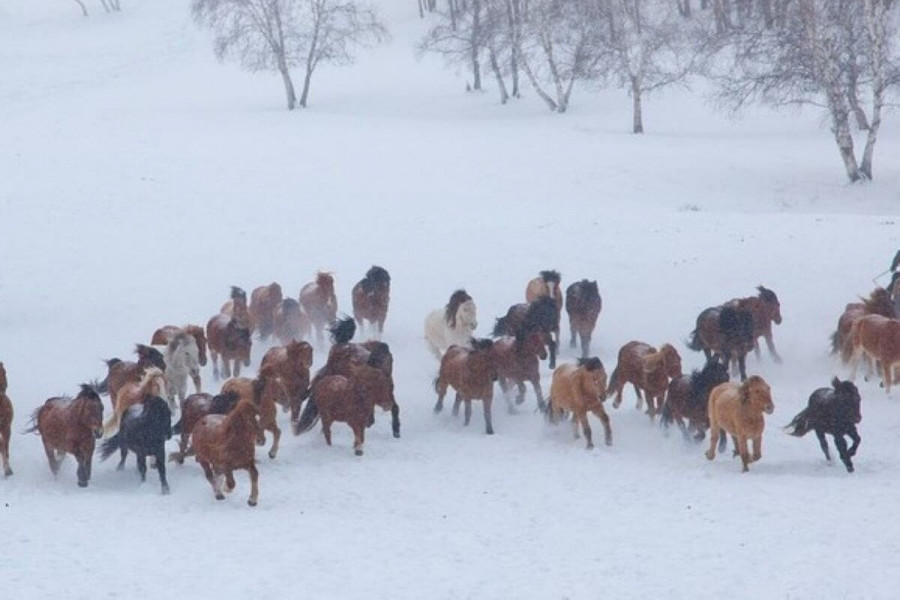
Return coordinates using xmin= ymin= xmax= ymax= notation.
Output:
xmin=522 ymin=296 xmax=557 ymax=334
xmin=445 ymin=289 xmax=472 ymax=327
xmin=230 ymin=286 xmax=247 ymax=301
xmin=220 ymin=399 xmax=259 ymax=444
xmin=361 ymin=266 xmax=391 ymax=293
xmin=757 ymin=285 xmax=778 ymax=305
xmin=329 ymin=317 xmax=356 ymax=344
xmin=316 ymin=271 xmax=334 ymax=290
xmin=863 ymin=287 xmax=894 ymax=316
xmin=210 ymin=391 xmax=240 ymax=414
xmin=281 ymin=297 xmax=301 ymax=313
xmin=738 ymin=376 xmax=765 ymax=405
xmin=719 ymin=306 xmax=754 ymax=342
xmin=690 ymin=359 xmax=728 ymax=401
xmin=539 ymin=270 xmax=561 ymax=285
xmin=578 ymin=357 xmax=604 ymax=371
xmin=470 ymin=337 xmax=494 ymax=352
xmin=365 ymin=342 xmax=392 ymax=369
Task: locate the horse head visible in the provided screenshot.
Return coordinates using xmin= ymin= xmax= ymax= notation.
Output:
xmin=76 ymin=384 xmax=105 ymax=439
xmin=740 ymin=376 xmax=773 ymax=414
xmin=832 ymin=377 xmax=862 ymax=424
xmin=517 ymin=330 xmax=548 ymax=360
xmin=659 ymin=344 xmax=683 ymax=379
xmin=230 ymin=286 xmax=247 ymax=304
xmin=185 ymin=325 xmax=208 ymax=367
xmin=864 ymin=287 xmax=894 ymax=317
xmin=315 ymin=272 xmax=335 ymax=295
xmin=287 ymin=340 xmax=315 ymax=369
xmin=457 ymin=299 xmax=478 ymax=332
xmin=577 ymin=357 xmax=607 ymax=399
xmin=136 ymin=344 xmax=167 ymax=372
xmin=445 ymin=289 xmax=473 ymax=328
xmin=757 ymin=286 xmax=782 ymax=325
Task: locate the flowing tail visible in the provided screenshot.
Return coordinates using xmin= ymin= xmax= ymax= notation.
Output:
xmin=94 ymin=359 xmax=121 ymax=395
xmin=99 ymin=433 xmax=123 ymax=461
xmin=686 ymin=329 xmax=704 ymax=352
xmin=293 ymin=393 xmax=319 ymax=435
xmin=784 ymin=408 xmax=812 ymax=437
xmin=605 ymin=366 xmax=621 ymax=399
xmin=172 ymin=417 xmax=183 ymax=435
xmin=22 ymin=407 xmax=43 ymax=435
xmin=492 ymin=316 xmax=508 ymax=337
xmin=660 ymin=400 xmax=673 ymax=428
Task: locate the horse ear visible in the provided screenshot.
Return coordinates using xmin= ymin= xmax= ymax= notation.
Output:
xmin=831 ymin=376 xmax=841 ymax=389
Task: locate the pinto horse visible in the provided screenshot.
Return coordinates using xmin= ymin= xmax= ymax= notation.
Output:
xmin=705 ymin=376 xmax=774 ymax=472
xmin=96 ymin=344 xmax=166 ymax=410
xmin=830 ymin=287 xmax=894 ymax=364
xmin=424 ymin=289 xmax=478 ymax=359
xmin=433 ymin=338 xmax=498 ymax=435
xmin=493 ymin=296 xmax=559 ymax=369
xmin=220 ymin=286 xmax=251 ymax=330
xmin=491 ymin=332 xmax=547 ymax=413
xmin=273 ymin=298 xmax=311 ymax=345
xmin=25 ymin=384 xmax=104 ymax=487
xmin=151 ymin=325 xmax=208 ymax=368
xmin=352 ymin=265 xmax=391 ymax=339
xmin=221 ymin=367 xmax=288 ymax=459
xmin=726 ymin=286 xmax=783 ymax=363
xmin=169 ymin=392 xmax=240 ymax=464
xmin=206 ymin=313 xmax=252 ymax=380
xmin=103 ymin=367 xmax=168 ymax=435
xmin=547 ymin=358 xmax=612 ymax=449
xmin=249 ymin=282 xmax=283 ymax=341
xmin=526 ymin=270 xmax=563 ymax=349
xmin=300 ymin=272 xmax=338 ymax=347
xmin=688 ymin=305 xmax=755 ymax=381
xmin=661 ymin=358 xmax=730 ymax=442
xmin=0 ymin=362 xmax=13 ymax=476
xmin=849 ymin=314 xmax=900 ymax=394
xmin=100 ymin=395 xmax=173 ymax=494
xmin=785 ymin=378 xmax=862 ymax=472
xmin=192 ymin=399 xmax=261 ymax=506
xmin=607 ymin=341 xmax=682 ymax=418
xmin=260 ymin=340 xmax=314 ymax=423
xmin=565 ymin=279 xmax=602 ymax=358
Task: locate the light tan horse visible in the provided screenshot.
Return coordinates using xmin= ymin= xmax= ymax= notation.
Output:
xmin=849 ymin=314 xmax=900 ymax=394
xmin=547 ymin=358 xmax=612 ymax=449
xmin=705 ymin=376 xmax=774 ymax=472
xmin=102 ymin=367 xmax=167 ymax=435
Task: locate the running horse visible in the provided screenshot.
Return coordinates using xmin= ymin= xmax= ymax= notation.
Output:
xmin=493 ymin=295 xmax=559 ymax=369
xmin=607 ymin=341 xmax=682 ymax=419
xmin=546 ymin=358 xmax=612 ymax=450
xmin=206 ymin=312 xmax=253 ymax=380
xmin=424 ymin=289 xmax=478 ymax=359
xmin=433 ymin=338 xmax=498 ymax=435
xmin=299 ymin=272 xmax=338 ymax=347
xmin=220 ymin=286 xmax=252 ymax=330
xmin=352 ymin=266 xmax=391 ymax=339
xmin=273 ymin=298 xmax=311 ymax=345
xmin=726 ymin=285 xmax=783 ymax=363
xmin=192 ymin=399 xmax=261 ymax=506
xmin=249 ymin=282 xmax=284 ymax=341
xmin=526 ymin=270 xmax=563 ymax=350
xmin=830 ymin=287 xmax=894 ymax=364
xmin=96 ymin=344 xmax=166 ymax=410
xmin=565 ymin=279 xmax=602 ymax=358
xmin=687 ymin=305 xmax=755 ymax=381
xmin=849 ymin=314 xmax=900 ymax=394
xmin=150 ymin=325 xmax=208 ymax=369
xmin=491 ymin=331 xmax=547 ymax=413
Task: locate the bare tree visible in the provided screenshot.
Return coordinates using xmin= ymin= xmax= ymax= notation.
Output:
xmin=74 ymin=0 xmax=90 ymax=16
xmin=419 ymin=0 xmax=489 ymax=93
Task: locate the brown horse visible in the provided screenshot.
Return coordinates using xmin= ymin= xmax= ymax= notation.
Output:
xmin=705 ymin=376 xmax=774 ymax=472
xmin=0 ymin=362 xmax=12 ymax=476
xmin=352 ymin=266 xmax=391 ymax=339
xmin=25 ymin=384 xmax=104 ymax=487
xmin=526 ymin=270 xmax=563 ymax=349
xmin=151 ymin=324 xmax=208 ymax=367
xmin=168 ymin=392 xmax=241 ymax=464
xmin=103 ymin=367 xmax=167 ymax=434
xmin=206 ymin=313 xmax=252 ymax=380
xmin=300 ymin=272 xmax=338 ymax=347
xmin=311 ymin=363 xmax=395 ymax=456
xmin=249 ymin=282 xmax=283 ymax=341
xmin=687 ymin=305 xmax=755 ymax=381
xmin=97 ymin=344 xmax=166 ymax=410
xmin=661 ymin=358 xmax=730 ymax=442
xmin=725 ymin=286 xmax=783 ymax=363
xmin=220 ymin=286 xmax=251 ymax=330
xmin=260 ymin=340 xmax=314 ymax=423
xmin=491 ymin=332 xmax=547 ymax=413
xmin=849 ymin=315 xmax=900 ymax=394
xmin=831 ymin=287 xmax=894 ymax=363
xmin=273 ymin=298 xmax=311 ymax=345
xmin=607 ymin=341 xmax=682 ymax=418
xmin=565 ymin=279 xmax=602 ymax=358
xmin=547 ymin=358 xmax=612 ymax=449
xmin=221 ymin=367 xmax=288 ymax=459
xmin=434 ymin=339 xmax=498 ymax=434
xmin=493 ymin=296 xmax=559 ymax=369
xmin=192 ymin=399 xmax=261 ymax=506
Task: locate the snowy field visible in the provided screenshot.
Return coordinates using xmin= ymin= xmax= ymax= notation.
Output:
xmin=2 ymin=1 xmax=900 ymax=598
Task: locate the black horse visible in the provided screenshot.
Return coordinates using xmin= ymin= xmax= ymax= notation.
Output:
xmin=688 ymin=305 xmax=755 ymax=381
xmin=100 ymin=395 xmax=173 ymax=494
xmin=493 ymin=296 xmax=559 ymax=368
xmin=661 ymin=357 xmax=730 ymax=442
xmin=785 ymin=378 xmax=862 ymax=473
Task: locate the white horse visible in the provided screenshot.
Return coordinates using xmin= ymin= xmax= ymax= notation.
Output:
xmin=163 ymin=331 xmax=201 ymax=410
xmin=424 ymin=290 xmax=478 ymax=359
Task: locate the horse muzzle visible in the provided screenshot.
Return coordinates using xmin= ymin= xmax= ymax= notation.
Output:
xmin=93 ymin=428 xmax=103 ymax=439
xmin=764 ymin=405 xmax=774 ymax=415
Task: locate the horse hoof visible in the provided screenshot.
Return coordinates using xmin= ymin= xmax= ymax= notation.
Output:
xmin=77 ymin=481 xmax=88 ymax=488
xmin=705 ymin=452 xmax=714 ymax=461
xmin=393 ymin=431 xmax=400 ymax=439
xmin=4 ymin=469 xmax=12 ymax=477
xmin=116 ymin=464 xmax=125 ymax=472
xmin=215 ymin=494 xmax=225 ymax=501
xmin=268 ymin=451 xmax=277 ymax=460
xmin=248 ymin=499 xmax=258 ymax=507
xmin=162 ymin=486 xmax=170 ymax=495
xmin=587 ymin=444 xmax=594 ymax=450
xmin=846 ymin=465 xmax=855 ymax=473
xmin=486 ymin=429 xmax=495 ymax=435
xmin=354 ymin=449 xmax=364 ymax=456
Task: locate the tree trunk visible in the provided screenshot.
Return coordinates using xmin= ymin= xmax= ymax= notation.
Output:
xmin=418 ymin=0 xmax=424 ymax=18
xmin=470 ymin=0 xmax=482 ymax=91
xmin=73 ymin=0 xmax=89 ymax=16
xmin=488 ymin=48 xmax=509 ymax=104
xmin=860 ymin=0 xmax=887 ymax=180
xmin=448 ymin=0 xmax=457 ymax=31
xmin=278 ymin=60 xmax=298 ymax=110
xmin=506 ymin=0 xmax=521 ymax=97
xmin=631 ymin=78 xmax=644 ymax=133
xmin=518 ymin=52 xmax=558 ymax=111
xmin=100 ymin=0 xmax=111 ymax=12
xmin=827 ymin=97 xmax=861 ymax=182
xmin=847 ymin=85 xmax=870 ymax=131
xmin=299 ymin=68 xmax=313 ymax=108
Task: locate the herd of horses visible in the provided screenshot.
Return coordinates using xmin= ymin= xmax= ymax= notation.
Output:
xmin=0 ymin=267 xmax=893 ymax=505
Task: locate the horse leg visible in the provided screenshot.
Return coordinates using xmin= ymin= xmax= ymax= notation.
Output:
xmin=117 ymin=445 xmax=127 ymax=471
xmin=751 ymin=435 xmax=762 ymax=462
xmin=847 ymin=426 xmax=861 ymax=457
xmin=191 ymin=369 xmax=202 ymax=394
xmin=580 ymin=413 xmax=594 ymax=449
xmin=738 ymin=354 xmax=748 ymax=382
xmin=135 ymin=452 xmax=148 ymax=482
xmin=483 ymin=395 xmax=495 ymax=435
xmin=452 ymin=394 xmax=462 ymax=417
xmin=321 ymin=417 xmax=333 ymax=446
xmin=42 ymin=440 xmax=60 ymax=476
xmin=200 ymin=461 xmax=223 ymax=499
xmin=391 ymin=401 xmax=401 ymax=438
xmin=580 ymin=331 xmax=591 ymax=359
xmin=705 ymin=427 xmax=719 ymax=461
xmin=738 ymin=437 xmax=751 ymax=472
xmin=717 ymin=429 xmax=727 ymax=453
xmin=352 ymin=422 xmax=365 ymax=456
xmin=532 ymin=378 xmax=546 ymax=412
xmin=0 ymin=425 xmax=10 ymax=476
xmin=632 ymin=384 xmax=643 ymax=411
xmin=882 ymin=360 xmax=893 ymax=396
xmin=211 ymin=351 xmax=220 ymax=380
xmin=592 ymin=406 xmax=613 ymax=446
xmin=731 ymin=435 xmax=740 ymax=458
xmin=225 ymin=470 xmax=236 ymax=492
xmin=764 ymin=332 xmax=782 ymax=364
xmin=569 ymin=323 xmax=577 ymax=349
xmin=515 ymin=381 xmax=527 ymax=407
xmin=76 ymin=455 xmax=89 ymax=488
xmin=463 ymin=400 xmax=473 ymax=427
xmin=232 ymin=358 xmax=241 ymax=378
xmin=833 ymin=435 xmax=854 ymax=473
xmin=247 ymin=463 xmax=259 ymax=507
xmin=571 ymin=415 xmax=580 ymax=439
xmin=815 ymin=428 xmax=831 ymax=462
xmin=267 ymin=421 xmax=281 ymax=460
xmin=549 ymin=339 xmax=557 ymax=370
xmin=155 ymin=447 xmax=170 ymax=494
xmin=433 ymin=379 xmax=448 ymax=414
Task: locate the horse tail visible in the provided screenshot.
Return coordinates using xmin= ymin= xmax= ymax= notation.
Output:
xmin=784 ymin=408 xmax=812 ymax=437
xmin=99 ymin=433 xmax=123 ymax=461
xmin=492 ymin=316 xmax=508 ymax=337
xmin=293 ymin=393 xmax=320 ymax=435
xmin=605 ymin=365 xmax=621 ymax=399
xmin=829 ymin=330 xmax=840 ymax=356
xmin=433 ymin=376 xmax=441 ymax=394
xmin=172 ymin=416 xmax=183 ymax=435
xmin=660 ymin=399 xmax=673 ymax=429
xmin=93 ymin=375 xmax=110 ymax=395
xmin=686 ymin=328 xmax=704 ymax=352
xmin=22 ymin=406 xmax=43 ymax=435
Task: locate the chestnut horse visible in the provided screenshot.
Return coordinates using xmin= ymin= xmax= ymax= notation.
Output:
xmin=192 ymin=399 xmax=261 ymax=506
xmin=273 ymin=298 xmax=311 ymax=345
xmin=491 ymin=332 xmax=547 ymax=413
xmin=221 ymin=367 xmax=288 ymax=459
xmin=493 ymin=296 xmax=558 ymax=368
xmin=547 ymin=358 xmax=612 ymax=449
xmin=220 ymin=286 xmax=251 ymax=330
xmin=607 ymin=341 xmax=682 ymax=418
xmin=687 ymin=305 xmax=755 ymax=381
xmin=433 ymin=338 xmax=498 ymax=435
xmin=565 ymin=279 xmax=602 ymax=358
xmin=25 ymin=384 xmax=104 ymax=487
xmin=0 ymin=362 xmax=12 ymax=476
xmin=151 ymin=325 xmax=208 ymax=367
xmin=424 ymin=289 xmax=478 ymax=359
xmin=299 ymin=272 xmax=338 ymax=347
xmin=103 ymin=367 xmax=168 ymax=435
xmin=249 ymin=282 xmax=283 ymax=341
xmin=661 ymin=358 xmax=730 ymax=442
xmin=352 ymin=265 xmax=391 ymax=339
xmin=705 ymin=376 xmax=774 ymax=472
xmin=169 ymin=392 xmax=240 ymax=464
xmin=260 ymin=340 xmax=314 ymax=423
xmin=785 ymin=378 xmax=862 ymax=472
xmin=96 ymin=344 xmax=166 ymax=410
xmin=849 ymin=315 xmax=900 ymax=394
xmin=206 ymin=313 xmax=252 ymax=379
xmin=830 ymin=287 xmax=894 ymax=364
xmin=526 ymin=270 xmax=563 ymax=349
xmin=726 ymin=286 xmax=783 ymax=363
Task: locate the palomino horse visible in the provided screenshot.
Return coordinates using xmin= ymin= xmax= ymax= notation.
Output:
xmin=849 ymin=314 xmax=900 ymax=394
xmin=607 ymin=341 xmax=682 ymax=418
xmin=97 ymin=344 xmax=166 ymax=410
xmin=221 ymin=367 xmax=288 ymax=459
xmin=660 ymin=358 xmax=730 ymax=442
xmin=300 ymin=272 xmax=338 ymax=347
xmin=103 ymin=367 xmax=168 ymax=434
xmin=260 ymin=340 xmax=314 ymax=423
xmin=249 ymin=282 xmax=283 ymax=341
xmin=305 ymin=360 xmax=395 ymax=456
xmin=0 ymin=362 xmax=12 ymax=476
xmin=525 ymin=270 xmax=563 ymax=349
xmin=433 ymin=338 xmax=498 ymax=435
xmin=151 ymin=325 xmax=208 ymax=367
xmin=705 ymin=376 xmax=774 ymax=472
xmin=206 ymin=313 xmax=252 ymax=379
xmin=424 ymin=289 xmax=478 ymax=359
xmin=547 ymin=357 xmax=612 ymax=449
xmin=273 ymin=298 xmax=311 ymax=345
xmin=169 ymin=392 xmax=240 ymax=464
xmin=726 ymin=286 xmax=783 ymax=363
xmin=162 ymin=332 xmax=202 ymax=408
xmin=220 ymin=286 xmax=251 ymax=330
xmin=565 ymin=279 xmax=602 ymax=358
xmin=99 ymin=395 xmax=173 ymax=494
xmin=785 ymin=378 xmax=862 ymax=472
xmin=192 ymin=399 xmax=261 ymax=506
xmin=25 ymin=384 xmax=104 ymax=487
xmin=687 ymin=305 xmax=755 ymax=380
xmin=491 ymin=332 xmax=547 ymax=413
xmin=352 ymin=265 xmax=391 ymax=339
xmin=830 ymin=287 xmax=894 ymax=364
xmin=493 ymin=296 xmax=558 ymax=368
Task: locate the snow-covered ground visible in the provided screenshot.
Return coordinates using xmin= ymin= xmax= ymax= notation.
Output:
xmin=2 ymin=1 xmax=900 ymax=598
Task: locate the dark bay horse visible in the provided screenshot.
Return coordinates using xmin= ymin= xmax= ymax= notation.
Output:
xmin=526 ymin=270 xmax=563 ymax=349
xmin=565 ymin=279 xmax=602 ymax=358
xmin=688 ymin=305 xmax=755 ymax=380
xmin=352 ymin=265 xmax=391 ymax=339
xmin=661 ymin=358 xmax=730 ymax=442
xmin=493 ymin=295 xmax=559 ymax=368
xmin=170 ymin=392 xmax=240 ymax=464
xmin=434 ymin=338 xmax=498 ymax=435
xmin=99 ymin=395 xmax=173 ymax=494
xmin=726 ymin=286 xmax=782 ymax=363
xmin=0 ymin=362 xmax=12 ymax=476
xmin=785 ymin=378 xmax=861 ymax=472
xmin=491 ymin=332 xmax=547 ymax=412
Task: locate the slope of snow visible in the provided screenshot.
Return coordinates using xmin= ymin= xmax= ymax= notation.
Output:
xmin=2 ymin=1 xmax=899 ymax=598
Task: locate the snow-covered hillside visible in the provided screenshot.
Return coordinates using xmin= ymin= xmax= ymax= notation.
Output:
xmin=1 ymin=1 xmax=899 ymax=598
